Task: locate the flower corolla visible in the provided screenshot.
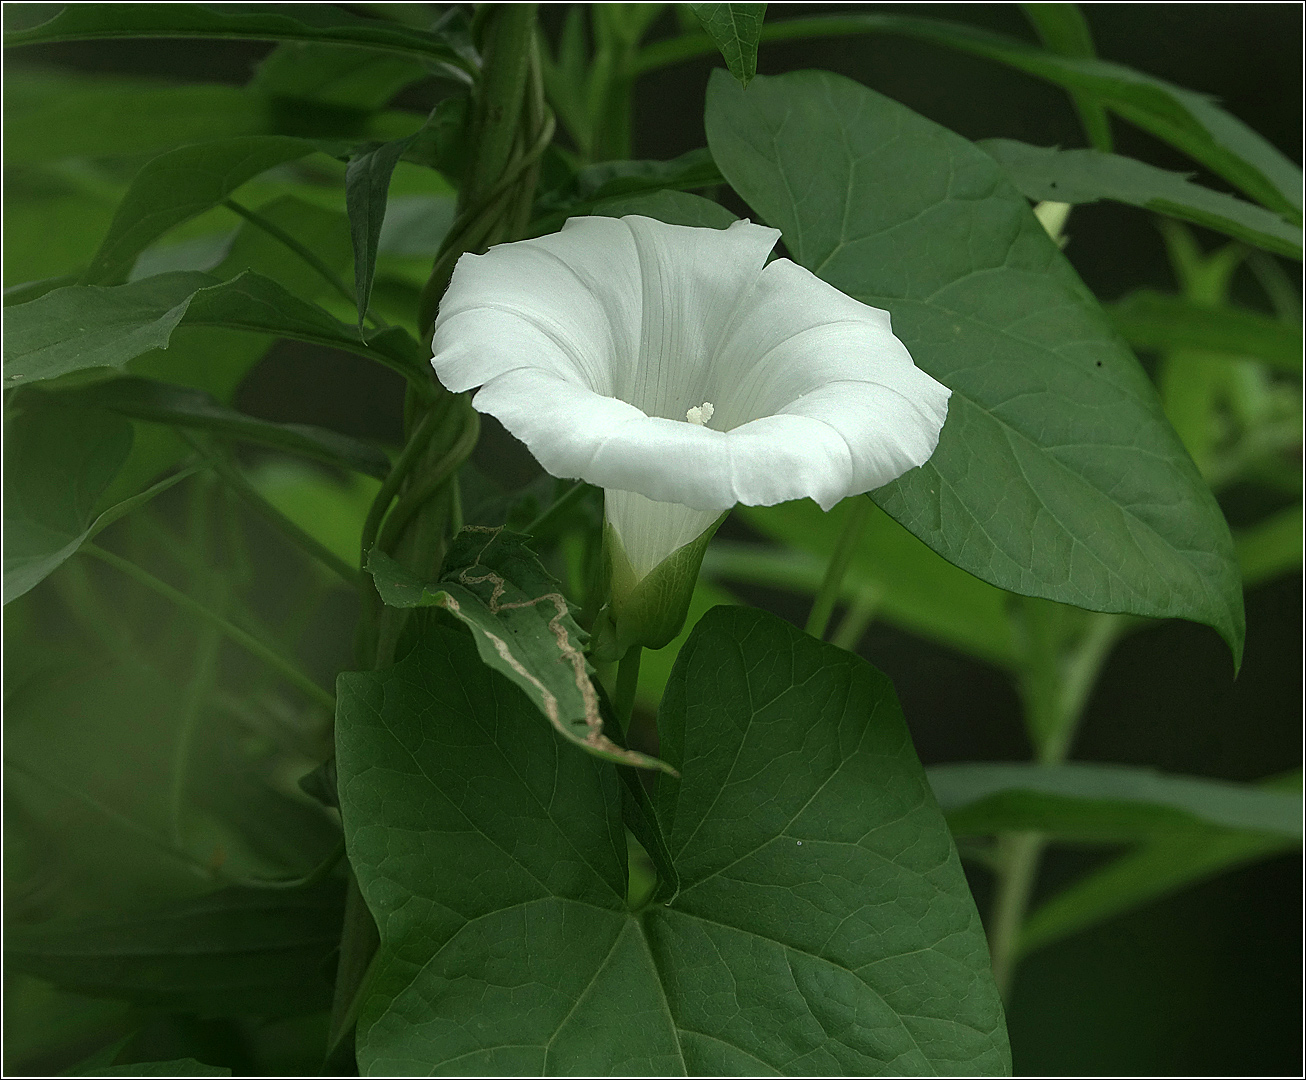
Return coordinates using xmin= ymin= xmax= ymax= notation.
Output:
xmin=432 ymin=215 xmax=950 ymax=650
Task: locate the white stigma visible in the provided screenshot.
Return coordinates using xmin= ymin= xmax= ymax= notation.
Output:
xmin=685 ymin=401 xmax=715 ymax=426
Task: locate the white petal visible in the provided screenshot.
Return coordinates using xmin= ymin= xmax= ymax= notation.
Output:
xmin=432 ymin=215 xmax=642 ymax=396
xmin=431 ymin=216 xmax=950 ymax=523
xmin=620 ymin=215 xmax=780 ymax=418
xmin=470 ymin=367 xmax=737 ymax=509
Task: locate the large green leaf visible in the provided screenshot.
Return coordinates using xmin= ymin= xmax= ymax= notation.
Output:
xmin=1107 ymin=290 xmax=1302 ymax=373
xmin=337 ymin=606 xmax=1011 ymax=1075
xmin=929 ymin=762 xmax=1302 ymax=841
xmin=3 ymin=270 xmax=429 ymax=387
xmin=366 ymin=529 xmax=670 ymax=773
xmin=3 ymin=406 xmax=133 ymax=603
xmin=78 ymin=136 xmax=319 ymax=286
xmin=981 ymin=139 xmax=1303 ymax=259
xmin=646 ymin=14 xmax=1302 ymax=220
xmin=689 ymin=3 xmax=768 ymax=87
xmin=706 ymin=70 xmax=1245 ymax=664
xmin=1017 ymin=772 xmax=1302 ymax=957
xmin=4 ymin=3 xmax=470 ymax=71
xmin=5 ymin=883 xmax=344 ymax=1019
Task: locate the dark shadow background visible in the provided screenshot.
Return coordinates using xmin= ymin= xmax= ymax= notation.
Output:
xmin=11 ymin=4 xmax=1303 ymax=1075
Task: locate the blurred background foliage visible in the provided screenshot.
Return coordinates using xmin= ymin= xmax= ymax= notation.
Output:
xmin=3 ymin=3 xmax=1301 ymax=1076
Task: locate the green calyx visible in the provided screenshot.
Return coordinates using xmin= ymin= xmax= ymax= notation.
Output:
xmin=590 ymin=510 xmax=726 ymax=661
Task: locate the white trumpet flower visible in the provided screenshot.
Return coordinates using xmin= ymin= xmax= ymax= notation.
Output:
xmin=432 ymin=214 xmax=950 ymax=652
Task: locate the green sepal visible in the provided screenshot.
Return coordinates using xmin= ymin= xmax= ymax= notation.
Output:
xmin=591 ymin=511 xmax=727 ymax=660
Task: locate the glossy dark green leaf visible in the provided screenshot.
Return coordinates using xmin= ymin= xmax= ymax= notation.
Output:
xmin=981 ymin=139 xmax=1303 ymax=259
xmin=692 ymin=13 xmax=1304 ymax=220
xmin=336 ymin=605 xmax=1011 ymax=1075
xmin=78 ymin=136 xmax=318 ymax=286
xmin=99 ymin=1060 xmax=231 ymax=1077
xmin=707 ymin=69 xmax=1245 ymax=664
xmin=346 ymin=138 xmax=413 ymax=328
xmin=690 ymin=3 xmax=767 ymax=87
xmin=3 ymin=406 xmax=132 ymax=603
xmin=366 ymin=529 xmax=670 ymax=772
xmin=929 ymin=762 xmax=1302 ymax=841
xmin=1108 ymin=289 xmax=1303 ymax=372
xmin=4 ymin=3 xmax=470 ymax=71
xmin=1017 ymin=772 xmax=1302 ymax=957
xmin=60 ymin=377 xmax=391 ymax=479
xmin=4 ymin=270 xmax=429 ymax=387
xmin=651 ymin=606 xmax=1011 ymax=1074
xmin=5 ymin=883 xmax=344 ymax=1019
xmin=1019 ymin=3 xmax=1111 ymax=151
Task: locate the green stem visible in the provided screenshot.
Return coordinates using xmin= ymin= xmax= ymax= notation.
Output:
xmin=222 ymin=198 xmax=381 ymax=329
xmin=377 ymin=407 xmax=480 ymax=552
xmin=987 ymin=831 xmax=1045 ymax=999
xmin=525 ymin=480 xmax=588 ymax=536
xmin=986 ymin=605 xmax=1129 ymax=998
xmin=462 ymin=4 xmax=538 ymax=202
xmin=82 ymin=543 xmax=336 ymax=713
xmin=360 ymin=403 xmax=445 ymax=571
xmin=613 ymin=646 xmax=643 ymax=735
xmin=416 ymin=109 xmax=556 ymax=337
xmin=829 ymin=589 xmax=880 ymax=652
xmin=182 ymin=433 xmax=363 ymax=589
xmin=804 ymin=497 xmax=872 ymax=640
xmin=449 ymin=470 xmax=464 ymax=536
